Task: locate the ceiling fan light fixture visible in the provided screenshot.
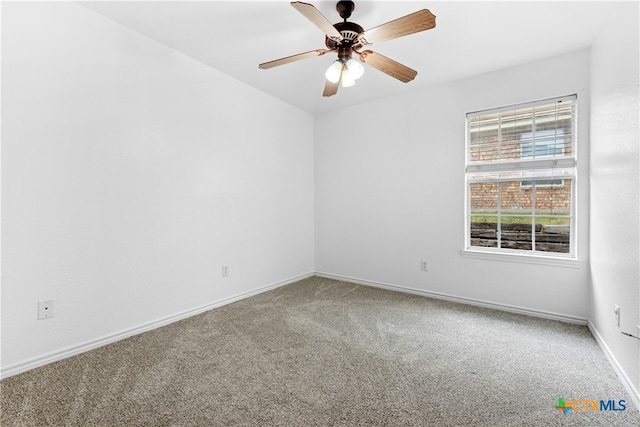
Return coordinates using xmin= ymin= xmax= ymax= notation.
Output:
xmin=325 ymin=60 xmax=343 ymax=83
xmin=345 ymin=58 xmax=364 ymax=80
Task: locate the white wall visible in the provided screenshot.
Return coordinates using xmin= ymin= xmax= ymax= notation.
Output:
xmin=589 ymin=1 xmax=640 ymax=404
xmin=315 ymin=49 xmax=591 ymax=321
xmin=1 ymin=2 xmax=314 ymax=375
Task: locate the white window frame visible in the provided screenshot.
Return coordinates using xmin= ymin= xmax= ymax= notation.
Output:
xmin=462 ymin=95 xmax=579 ymax=266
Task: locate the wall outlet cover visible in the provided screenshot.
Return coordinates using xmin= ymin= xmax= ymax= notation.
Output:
xmin=38 ymin=300 xmax=54 ymax=320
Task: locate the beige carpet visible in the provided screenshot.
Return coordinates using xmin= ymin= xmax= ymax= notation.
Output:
xmin=1 ymin=276 xmax=639 ymax=426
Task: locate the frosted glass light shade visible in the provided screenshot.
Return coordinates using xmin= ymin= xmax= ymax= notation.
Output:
xmin=341 ymin=68 xmax=356 ymax=87
xmin=325 ymin=61 xmax=343 ymax=83
xmin=346 ymin=58 xmax=364 ymax=80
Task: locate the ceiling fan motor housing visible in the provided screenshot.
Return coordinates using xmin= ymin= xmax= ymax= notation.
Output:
xmin=325 ymin=21 xmax=364 ymax=61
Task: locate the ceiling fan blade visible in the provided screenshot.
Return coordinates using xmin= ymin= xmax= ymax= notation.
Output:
xmin=291 ymin=2 xmax=343 ymax=40
xmin=259 ymin=49 xmax=330 ymax=69
xmin=323 ymin=79 xmax=339 ymax=97
xmin=361 ymin=9 xmax=436 ymax=45
xmin=357 ymin=50 xmax=417 ymax=83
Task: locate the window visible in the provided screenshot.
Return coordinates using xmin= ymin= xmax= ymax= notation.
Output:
xmin=465 ymin=95 xmax=576 ymax=258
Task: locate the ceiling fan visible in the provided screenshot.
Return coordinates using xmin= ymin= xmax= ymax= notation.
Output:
xmin=259 ymin=1 xmax=436 ymax=97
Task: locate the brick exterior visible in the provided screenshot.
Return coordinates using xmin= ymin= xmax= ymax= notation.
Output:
xmin=470 ymin=181 xmax=571 ymax=213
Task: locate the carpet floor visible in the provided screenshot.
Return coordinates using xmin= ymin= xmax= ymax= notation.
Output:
xmin=1 ymin=276 xmax=639 ymax=426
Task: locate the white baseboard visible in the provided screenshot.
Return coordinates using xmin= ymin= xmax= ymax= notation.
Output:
xmin=588 ymin=321 xmax=640 ymax=412
xmin=314 ymin=272 xmax=588 ymax=325
xmin=0 ymin=272 xmax=314 ymax=380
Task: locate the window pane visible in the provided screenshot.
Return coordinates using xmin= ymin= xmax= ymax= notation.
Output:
xmin=500 ymin=180 xmax=532 ymax=212
xmin=470 ymin=183 xmax=498 ymax=248
xmin=533 ymin=180 xmax=571 ymax=213
xmin=501 ymin=108 xmax=533 ymax=160
xmin=500 ymin=181 xmax=532 ymax=250
xmin=533 ymin=181 xmax=571 ymax=253
xmin=535 ymin=216 xmax=570 ymax=253
xmin=533 ymin=102 xmax=574 ymax=156
xmin=468 ymin=114 xmax=499 ymax=162
xmin=521 ymin=129 xmax=565 ymax=159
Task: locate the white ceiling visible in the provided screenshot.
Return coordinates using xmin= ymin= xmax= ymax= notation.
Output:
xmin=78 ymin=1 xmax=613 ymax=114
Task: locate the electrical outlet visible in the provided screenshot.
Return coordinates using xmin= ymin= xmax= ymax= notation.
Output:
xmin=38 ymin=300 xmax=54 ymax=320
xmin=420 ymin=260 xmax=428 ymax=271
xmin=613 ymin=304 xmax=620 ymax=328
xmin=222 ymin=265 xmax=229 ymax=277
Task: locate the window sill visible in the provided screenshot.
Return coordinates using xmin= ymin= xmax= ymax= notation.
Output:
xmin=460 ymin=249 xmax=583 ymax=268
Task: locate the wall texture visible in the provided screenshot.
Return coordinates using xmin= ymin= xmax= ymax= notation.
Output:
xmin=589 ymin=1 xmax=640 ymax=405
xmin=315 ymin=50 xmax=591 ymax=321
xmin=1 ymin=2 xmax=314 ymax=375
